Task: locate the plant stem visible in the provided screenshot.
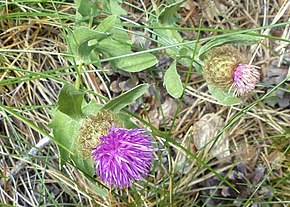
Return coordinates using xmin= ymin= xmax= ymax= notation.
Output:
xmin=76 ymin=62 xmax=83 ymax=90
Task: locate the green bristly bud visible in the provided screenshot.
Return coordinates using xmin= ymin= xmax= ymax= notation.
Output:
xmin=203 ymin=45 xmax=244 ymax=88
xmin=203 ymin=45 xmax=260 ymax=96
xmin=77 ymin=110 xmax=122 ymax=158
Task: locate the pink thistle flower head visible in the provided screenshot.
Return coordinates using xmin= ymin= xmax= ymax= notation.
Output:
xmin=203 ymin=45 xmax=260 ymax=96
xmin=92 ymin=126 xmax=155 ymax=188
xmin=232 ymin=64 xmax=260 ymax=96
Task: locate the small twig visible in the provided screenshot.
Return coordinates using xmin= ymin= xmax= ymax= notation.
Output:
xmin=0 ymin=136 xmax=51 ymax=186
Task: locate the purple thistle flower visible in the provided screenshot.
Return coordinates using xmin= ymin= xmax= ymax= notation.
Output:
xmin=232 ymin=64 xmax=260 ymax=96
xmin=203 ymin=46 xmax=260 ymax=97
xmin=91 ymin=126 xmax=155 ymax=188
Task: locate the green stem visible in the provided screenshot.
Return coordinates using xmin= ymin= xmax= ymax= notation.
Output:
xmin=75 ymin=62 xmax=83 ymax=90
xmin=169 ymin=20 xmax=202 ymax=133
xmin=151 ymin=0 xmax=159 ymax=15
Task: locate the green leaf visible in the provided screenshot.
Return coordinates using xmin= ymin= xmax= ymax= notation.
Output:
xmin=94 ymin=15 xmax=157 ymax=71
xmin=116 ymin=53 xmax=158 ymax=72
xmin=96 ymin=17 xmax=132 ymax=58
xmin=154 ymin=23 xmax=195 ymax=68
xmin=153 ymin=24 xmax=180 ymax=56
xmin=109 ymin=0 xmax=127 ymax=15
xmin=176 ymin=42 xmax=201 ymax=68
xmin=70 ymin=145 xmax=95 ymax=177
xmin=177 ymin=47 xmax=194 ymax=67
xmin=58 ymin=84 xmax=84 ymax=119
xmin=97 ymin=38 xmax=131 ymax=58
xmin=154 ymin=23 xmax=183 ymax=49
xmin=103 ymin=83 xmax=149 ymax=112
xmin=66 ymin=27 xmax=108 ymax=64
xmin=198 ymin=33 xmax=263 ymax=60
xmin=96 ymin=38 xmax=132 ymax=64
xmin=117 ymin=111 xmax=139 ymax=129
xmin=158 ymin=1 xmax=185 ymax=25
xmin=153 ymin=22 xmax=183 ymax=59
xmin=82 ymin=101 xmax=104 ymax=116
xmin=97 ymin=37 xmax=157 ymax=71
xmin=164 ymin=60 xmax=183 ymax=98
xmin=75 ymin=0 xmax=100 ymax=21
xmin=89 ymin=49 xmax=101 ymax=67
xmin=49 ymin=110 xmax=80 ymax=166
xmin=96 ymin=16 xmax=131 ymax=44
xmin=178 ymin=47 xmax=190 ymax=57
xmin=208 ymin=85 xmax=241 ymax=105
xmin=49 ymin=110 xmax=97 ymax=178
xmin=102 ymin=0 xmax=127 ymax=15
xmin=96 ymin=15 xmax=117 ymax=33
xmin=111 ymin=0 xmax=127 ymax=15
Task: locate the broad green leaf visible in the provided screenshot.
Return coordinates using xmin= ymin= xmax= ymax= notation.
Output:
xmin=158 ymin=1 xmax=185 ymax=25
xmin=154 ymin=23 xmax=195 ymax=68
xmin=49 ymin=110 xmax=97 ymax=178
xmin=82 ymin=101 xmax=104 ymax=116
xmin=109 ymin=0 xmax=127 ymax=15
xmin=177 ymin=47 xmax=194 ymax=67
xmin=177 ymin=42 xmax=201 ymax=68
xmin=164 ymin=60 xmax=183 ymax=98
xmin=116 ymin=53 xmax=158 ymax=72
xmin=117 ymin=111 xmax=139 ymax=129
xmin=153 ymin=22 xmax=183 ymax=59
xmin=153 ymin=24 xmax=180 ymax=57
xmin=96 ymin=38 xmax=132 ymax=64
xmin=94 ymin=16 xmax=156 ymax=71
xmin=69 ymin=27 xmax=108 ymax=48
xmin=112 ymin=26 xmax=133 ymax=44
xmin=198 ymin=33 xmax=263 ymax=60
xmin=96 ymin=15 xmax=117 ymax=33
xmin=103 ymin=83 xmax=149 ymax=112
xmin=70 ymin=145 xmax=95 ymax=177
xmin=102 ymin=0 xmax=127 ymax=15
xmin=154 ymin=23 xmax=183 ymax=49
xmin=49 ymin=110 xmax=80 ymax=166
xmin=75 ymin=0 xmax=100 ymax=21
xmin=97 ymin=38 xmax=131 ymax=58
xmin=178 ymin=47 xmax=190 ymax=57
xmin=89 ymin=49 xmax=101 ymax=67
xmin=97 ymin=37 xmax=157 ymax=71
xmin=58 ymin=84 xmax=84 ymax=119
xmin=66 ymin=27 xmax=108 ymax=64
xmin=208 ymin=85 xmax=241 ymax=105
xmin=96 ymin=16 xmax=131 ymax=44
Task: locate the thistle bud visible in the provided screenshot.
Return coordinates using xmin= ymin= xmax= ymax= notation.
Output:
xmin=203 ymin=45 xmax=260 ymax=96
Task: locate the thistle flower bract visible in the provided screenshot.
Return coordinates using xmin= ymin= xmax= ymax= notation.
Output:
xmin=203 ymin=45 xmax=260 ymax=96
xmin=92 ymin=126 xmax=155 ymax=188
xmin=77 ymin=110 xmax=120 ymax=158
